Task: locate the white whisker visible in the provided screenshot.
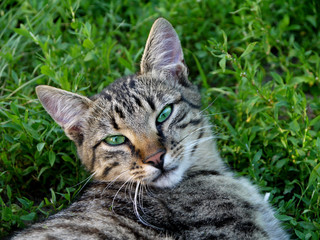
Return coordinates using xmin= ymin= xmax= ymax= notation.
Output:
xmin=133 ymin=181 xmax=157 ymax=228
xmin=72 ymin=171 xmax=97 ymax=199
xmin=187 ymin=136 xmax=215 ymax=148
xmin=139 ymin=184 xmax=149 ymax=215
xmin=201 ymin=110 xmax=232 ymax=117
xmin=128 ymin=179 xmax=136 ymax=204
xmin=111 ymin=176 xmax=134 ymax=211
xmin=198 ymin=96 xmax=219 ymax=115
xmin=71 ymin=171 xmax=96 ymax=188
xmin=100 ymin=169 xmax=131 ymax=198
xmin=179 ymin=125 xmax=212 ymax=144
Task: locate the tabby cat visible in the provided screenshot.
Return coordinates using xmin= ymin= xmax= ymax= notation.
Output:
xmin=12 ymin=18 xmax=289 ymax=240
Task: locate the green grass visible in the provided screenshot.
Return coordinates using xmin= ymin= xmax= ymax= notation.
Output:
xmin=1 ymin=0 xmax=319 ymax=238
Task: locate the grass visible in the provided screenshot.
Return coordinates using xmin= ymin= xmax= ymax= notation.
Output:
xmin=0 ymin=0 xmax=319 ymax=238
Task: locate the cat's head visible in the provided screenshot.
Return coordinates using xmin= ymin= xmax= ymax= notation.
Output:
xmin=37 ymin=18 xmax=219 ymax=188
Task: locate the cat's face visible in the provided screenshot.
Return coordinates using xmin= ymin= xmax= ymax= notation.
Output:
xmin=36 ymin=18 xmax=213 ymax=188
xmin=79 ymin=73 xmax=203 ymax=187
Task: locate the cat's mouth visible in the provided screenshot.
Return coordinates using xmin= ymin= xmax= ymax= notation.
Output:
xmin=151 ymin=165 xmax=179 ymax=184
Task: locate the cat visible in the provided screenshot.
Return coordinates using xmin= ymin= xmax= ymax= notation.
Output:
xmin=12 ymin=18 xmax=289 ymax=240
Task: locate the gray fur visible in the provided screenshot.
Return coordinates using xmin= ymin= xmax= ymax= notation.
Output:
xmin=12 ymin=18 xmax=288 ymax=239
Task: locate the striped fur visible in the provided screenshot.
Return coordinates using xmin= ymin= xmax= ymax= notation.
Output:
xmin=12 ymin=18 xmax=288 ymax=239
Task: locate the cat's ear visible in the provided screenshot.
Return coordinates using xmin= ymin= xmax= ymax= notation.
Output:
xmin=140 ymin=18 xmax=188 ymax=84
xmin=36 ymin=85 xmax=92 ymax=145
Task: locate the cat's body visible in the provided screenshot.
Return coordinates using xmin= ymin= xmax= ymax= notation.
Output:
xmin=13 ymin=173 xmax=286 ymax=240
xmin=12 ymin=18 xmax=288 ymax=239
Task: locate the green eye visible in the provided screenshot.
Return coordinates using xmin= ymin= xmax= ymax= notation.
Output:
xmin=105 ymin=135 xmax=126 ymax=146
xmin=157 ymin=105 xmax=172 ymax=123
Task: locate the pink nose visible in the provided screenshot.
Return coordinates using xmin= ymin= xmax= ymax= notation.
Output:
xmin=143 ymin=150 xmax=165 ymax=170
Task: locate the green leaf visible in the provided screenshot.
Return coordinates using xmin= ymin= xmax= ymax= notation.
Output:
xmin=22 ymin=166 xmax=35 ymax=176
xmin=219 ymin=56 xmax=226 ymax=72
xmin=12 ymin=70 xmax=19 ymax=84
xmin=2 ymin=122 xmax=23 ymax=131
xmin=308 ymin=163 xmax=320 ymax=187
xmin=37 ymin=166 xmax=50 ymax=180
xmin=20 ymin=212 xmax=36 ymax=221
xmin=62 ymin=155 xmax=74 ymax=163
xmin=50 ymin=188 xmax=56 ymax=204
xmin=44 ymin=197 xmax=51 ymax=206
xmin=294 ymin=230 xmax=305 ymax=239
xmin=306 ymin=15 xmax=316 ymax=28
xmin=41 ymin=65 xmax=55 ymax=78
xmin=288 ymin=120 xmax=300 ymax=132
xmin=118 ymin=57 xmax=133 ymax=71
xmin=2 ymin=207 xmax=12 ymax=221
xmin=24 ymin=109 xmax=29 ymax=123
xmin=310 ymin=115 xmax=320 ymax=127
xmin=14 ymin=26 xmax=30 ymax=38
xmin=70 ymin=21 xmax=80 ymax=29
xmin=290 ymin=76 xmax=314 ymax=86
xmin=240 ymin=42 xmax=257 ymax=58
xmin=276 ymin=158 xmax=289 ymax=169
xmin=7 ymin=185 xmax=12 ymax=200
xmin=279 ymin=15 xmax=290 ymax=31
xmin=191 ymin=52 xmax=208 ymax=88
xmin=8 ymin=143 xmax=20 ymax=152
xmin=252 ymin=149 xmax=262 ymax=164
xmin=270 ymin=72 xmax=284 ymax=85
xmin=83 ymin=39 xmax=95 ymax=49
xmin=22 ymin=122 xmax=40 ymax=140
xmin=17 ymin=197 xmax=32 ymax=209
xmin=288 ymin=137 xmax=299 ymax=147
xmin=275 ymin=214 xmax=293 ymax=221
xmin=298 ymin=221 xmax=317 ymax=230
xmin=221 ymin=30 xmax=228 ymax=51
xmin=84 ymin=51 xmax=95 ymax=61
xmin=49 ymin=150 xmax=56 ymax=167
xmin=222 ymin=118 xmax=238 ymax=138
xmin=59 ymin=67 xmax=70 ymax=90
xmin=316 ymin=137 xmax=320 ymax=151
xmin=10 ymin=101 xmax=19 ymax=115
xmin=37 ymin=142 xmax=46 ymax=152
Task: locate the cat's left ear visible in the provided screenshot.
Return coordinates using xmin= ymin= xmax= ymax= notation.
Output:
xmin=140 ymin=18 xmax=189 ymax=85
xmin=36 ymin=85 xmax=92 ymax=145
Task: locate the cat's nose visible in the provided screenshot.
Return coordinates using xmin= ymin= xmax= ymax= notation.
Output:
xmin=143 ymin=150 xmax=165 ymax=170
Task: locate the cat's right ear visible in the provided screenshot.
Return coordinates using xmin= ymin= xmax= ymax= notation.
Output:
xmin=140 ymin=18 xmax=190 ymax=86
xmin=36 ymin=85 xmax=92 ymax=145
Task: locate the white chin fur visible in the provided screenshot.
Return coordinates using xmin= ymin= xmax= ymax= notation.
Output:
xmin=149 ymin=155 xmax=192 ymax=188
xmin=151 ymin=166 xmax=184 ymax=188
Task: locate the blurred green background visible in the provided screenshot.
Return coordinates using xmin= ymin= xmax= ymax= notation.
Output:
xmin=0 ymin=0 xmax=319 ymax=238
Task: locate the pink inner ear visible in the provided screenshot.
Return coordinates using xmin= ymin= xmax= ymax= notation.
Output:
xmin=161 ymin=31 xmax=184 ymax=68
xmin=41 ymin=94 xmax=60 ymax=121
xmin=41 ymin=94 xmax=69 ymax=125
xmin=38 ymin=88 xmax=89 ymax=128
xmin=68 ymin=124 xmax=82 ymax=134
xmin=69 ymin=125 xmax=80 ymax=131
xmin=141 ymin=18 xmax=186 ymax=76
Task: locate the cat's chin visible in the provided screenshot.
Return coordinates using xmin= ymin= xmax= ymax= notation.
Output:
xmin=149 ymin=165 xmax=184 ymax=188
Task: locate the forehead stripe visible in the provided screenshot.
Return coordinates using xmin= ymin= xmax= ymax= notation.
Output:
xmin=110 ymin=116 xmax=119 ymax=130
xmin=114 ymin=105 xmax=125 ymax=119
xmin=131 ymin=94 xmax=142 ymax=107
xmin=146 ymin=96 xmax=155 ymax=110
xmin=181 ymin=96 xmax=201 ymax=109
